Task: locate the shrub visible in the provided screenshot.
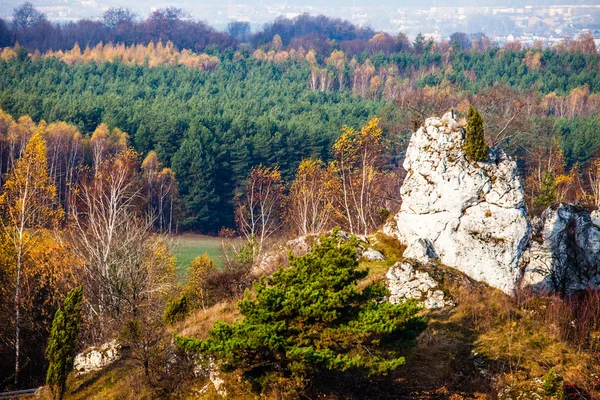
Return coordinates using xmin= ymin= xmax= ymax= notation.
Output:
xmin=177 ymin=232 xmax=426 ymax=395
xmin=185 ymin=252 xmax=252 ymax=311
xmin=186 ymin=254 xmax=220 ymax=309
xmin=463 ymin=105 xmax=488 ymax=162
xmin=542 ymin=369 xmax=565 ymax=399
xmin=164 ymin=293 xmax=190 ymax=325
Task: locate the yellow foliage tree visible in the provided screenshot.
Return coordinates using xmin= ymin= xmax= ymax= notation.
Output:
xmin=287 ymin=158 xmax=333 ymax=235
xmin=185 ymin=253 xmax=219 ymax=310
xmin=330 ymin=117 xmax=386 ymax=235
xmin=0 ymin=122 xmax=62 ymax=384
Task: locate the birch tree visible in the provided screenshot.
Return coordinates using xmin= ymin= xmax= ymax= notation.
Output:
xmin=0 ymin=122 xmax=61 ymax=384
xmin=330 ymin=117 xmax=387 ymax=235
xmin=69 ymin=148 xmax=174 ymax=323
xmin=287 ymin=159 xmax=332 ymax=236
xmin=235 ymin=165 xmax=285 ymax=256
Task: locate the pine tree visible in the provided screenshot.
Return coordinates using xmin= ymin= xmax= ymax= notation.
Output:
xmin=463 ymin=105 xmax=488 ymax=162
xmin=176 ymin=232 xmax=426 ymax=395
xmin=171 ymin=134 xmax=220 ymax=231
xmin=533 ymin=172 xmax=557 ymax=214
xmin=46 ymin=286 xmax=83 ymax=400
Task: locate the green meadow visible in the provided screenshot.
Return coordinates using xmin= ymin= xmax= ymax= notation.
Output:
xmin=172 ymin=235 xmax=229 ymax=280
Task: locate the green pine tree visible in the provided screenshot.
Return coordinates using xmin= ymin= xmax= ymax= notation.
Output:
xmin=171 ymin=134 xmax=220 ymax=231
xmin=176 ymin=232 xmax=426 ymax=395
xmin=533 ymin=172 xmax=557 ymax=214
xmin=46 ymin=286 xmax=83 ymax=400
xmin=463 ymin=105 xmax=488 ymax=162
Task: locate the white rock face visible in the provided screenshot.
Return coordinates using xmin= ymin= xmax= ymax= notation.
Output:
xmin=74 ymin=340 xmax=121 ymax=374
xmin=521 ymin=203 xmax=600 ymax=293
xmin=402 ymin=238 xmax=438 ymax=264
xmin=384 ymin=112 xmax=530 ymax=294
xmin=386 ymin=261 xmax=451 ymax=309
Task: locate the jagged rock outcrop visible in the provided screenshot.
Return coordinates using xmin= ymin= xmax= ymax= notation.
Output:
xmin=521 ymin=203 xmax=600 ymax=293
xmin=74 ymin=340 xmax=121 ymax=374
xmin=384 ymin=112 xmax=530 ymax=294
xmin=386 ymin=261 xmax=452 ymax=309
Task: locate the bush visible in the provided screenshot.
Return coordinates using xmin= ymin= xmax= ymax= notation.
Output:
xmin=463 ymin=105 xmax=488 ymax=162
xmin=542 ymin=369 xmax=565 ymax=399
xmin=164 ymin=293 xmax=190 ymax=325
xmin=176 ymin=232 xmax=427 ymax=395
xmin=185 ymin=252 xmax=252 ymax=311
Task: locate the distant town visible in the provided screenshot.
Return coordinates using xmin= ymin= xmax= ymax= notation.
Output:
xmin=1 ymin=1 xmax=599 ymax=47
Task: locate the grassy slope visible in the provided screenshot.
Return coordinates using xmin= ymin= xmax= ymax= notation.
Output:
xmin=58 ymin=233 xmax=600 ymax=399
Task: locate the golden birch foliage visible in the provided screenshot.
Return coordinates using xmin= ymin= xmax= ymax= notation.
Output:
xmin=0 ymin=123 xmax=62 ymax=229
xmin=38 ymin=42 xmax=219 ymax=70
xmin=143 ymin=236 xmax=176 ymax=296
xmin=288 ymin=158 xmax=333 ymax=235
xmin=331 ymin=117 xmax=385 ymax=235
xmin=24 ymin=232 xmax=83 ymax=318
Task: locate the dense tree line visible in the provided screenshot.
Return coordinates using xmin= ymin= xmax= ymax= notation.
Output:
xmin=3 ymin=45 xmax=600 ymax=229
xmin=0 ymin=57 xmax=382 ymax=232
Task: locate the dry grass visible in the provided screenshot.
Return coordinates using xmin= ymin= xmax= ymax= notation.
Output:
xmin=174 ymin=297 xmax=243 ymax=340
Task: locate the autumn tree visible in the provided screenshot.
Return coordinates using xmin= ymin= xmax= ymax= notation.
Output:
xmin=142 ymin=151 xmax=176 ymax=232
xmin=587 ymin=155 xmax=600 ymax=209
xmin=326 ymin=49 xmax=346 ymax=90
xmin=287 ymin=158 xmax=332 ymax=236
xmin=69 ymin=148 xmax=175 ymax=326
xmin=44 ymin=122 xmax=83 ymax=211
xmin=46 ymin=286 xmax=83 ymax=400
xmin=0 ymin=122 xmax=61 ymax=384
xmin=235 ymin=164 xmax=285 ymax=256
xmin=11 ymin=2 xmax=46 ymax=31
xmin=330 ymin=117 xmax=388 ymax=235
xmin=463 ymin=105 xmax=488 ymax=162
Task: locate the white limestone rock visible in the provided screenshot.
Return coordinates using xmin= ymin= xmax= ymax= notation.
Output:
xmin=386 ymin=261 xmax=451 ymax=309
xmin=385 ymin=112 xmax=531 ymax=294
xmin=74 ymin=339 xmax=121 ymax=374
xmin=403 ymin=238 xmax=438 ymax=264
xmin=362 ymin=248 xmax=386 ymax=261
xmin=590 ymin=209 xmax=600 ymax=228
xmin=521 ymin=203 xmax=600 ymax=293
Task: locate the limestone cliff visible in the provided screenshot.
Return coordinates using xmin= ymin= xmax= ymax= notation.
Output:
xmin=384 ymin=112 xmax=531 ymax=294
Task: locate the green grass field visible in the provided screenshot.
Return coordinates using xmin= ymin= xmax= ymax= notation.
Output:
xmin=172 ymin=234 xmax=228 ymax=280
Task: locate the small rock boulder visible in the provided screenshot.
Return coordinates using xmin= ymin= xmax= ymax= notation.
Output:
xmin=74 ymin=339 xmax=121 ymax=374
xmin=361 ymin=248 xmax=386 ymax=261
xmin=386 ymin=261 xmax=452 ymax=309
xmin=403 ymin=238 xmax=438 ymax=264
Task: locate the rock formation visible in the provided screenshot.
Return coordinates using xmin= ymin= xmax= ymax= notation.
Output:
xmin=74 ymin=340 xmax=121 ymax=374
xmin=384 ymin=112 xmax=530 ymax=294
xmin=521 ymin=203 xmax=600 ymax=293
xmin=386 ymin=261 xmax=452 ymax=309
